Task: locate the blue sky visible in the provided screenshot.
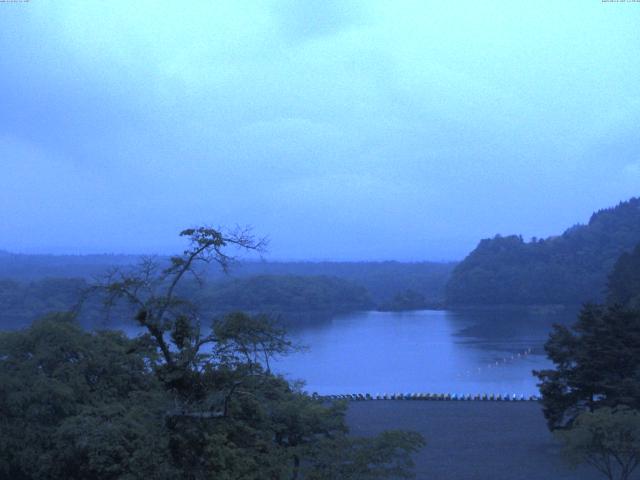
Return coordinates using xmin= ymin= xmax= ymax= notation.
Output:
xmin=0 ymin=1 xmax=639 ymax=260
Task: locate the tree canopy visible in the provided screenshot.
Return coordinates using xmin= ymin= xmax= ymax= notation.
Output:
xmin=534 ymin=305 xmax=640 ymax=430
xmin=607 ymin=242 xmax=640 ymax=310
xmin=195 ymin=275 xmax=374 ymax=316
xmin=0 ymin=261 xmax=455 ymax=330
xmin=0 ymin=226 xmax=425 ymax=479
xmin=0 ymin=314 xmax=173 ymax=480
xmin=557 ymin=407 xmax=640 ymax=480
xmin=446 ymin=197 xmax=640 ymax=306
xmin=536 ymin=243 xmax=640 ymax=478
xmin=535 ymin=237 xmax=640 ymax=430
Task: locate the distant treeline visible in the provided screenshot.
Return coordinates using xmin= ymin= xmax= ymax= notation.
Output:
xmin=0 ymin=253 xmax=455 ymax=303
xmin=445 ymin=197 xmax=640 ymax=306
xmin=0 ymin=260 xmax=456 ymax=329
xmin=0 ymin=251 xmax=140 ymax=280
xmin=217 ymin=261 xmax=456 ymax=305
xmin=193 ymin=275 xmax=374 ymax=316
xmin=0 ymin=278 xmax=88 ymax=329
xmin=0 ymin=275 xmax=366 ymax=330
xmin=3 ymin=197 xmax=639 ymax=316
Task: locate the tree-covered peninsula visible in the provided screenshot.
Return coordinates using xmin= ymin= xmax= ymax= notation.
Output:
xmin=445 ymin=197 xmax=640 ymax=306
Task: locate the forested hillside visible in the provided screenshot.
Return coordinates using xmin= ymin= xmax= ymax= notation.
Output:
xmin=194 ymin=275 xmax=374 ymax=316
xmin=0 ymin=253 xmax=455 ymax=304
xmin=223 ymin=261 xmax=456 ymax=305
xmin=0 ymin=275 xmax=374 ymax=330
xmin=0 ymin=256 xmax=455 ymax=330
xmin=445 ymin=197 xmax=640 ymax=305
xmin=0 ymin=278 xmax=80 ymax=329
xmin=607 ymin=242 xmax=640 ymax=309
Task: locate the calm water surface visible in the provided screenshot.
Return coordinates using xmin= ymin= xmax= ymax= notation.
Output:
xmin=273 ymin=307 xmax=577 ymax=396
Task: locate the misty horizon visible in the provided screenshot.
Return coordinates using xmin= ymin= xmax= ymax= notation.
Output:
xmin=1 ymin=195 xmax=636 ymax=262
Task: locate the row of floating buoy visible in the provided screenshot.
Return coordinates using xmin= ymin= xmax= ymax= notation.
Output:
xmin=312 ymin=393 xmax=540 ymax=402
xmin=456 ymin=347 xmax=535 ymax=378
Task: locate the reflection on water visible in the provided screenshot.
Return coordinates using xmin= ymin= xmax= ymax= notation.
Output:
xmin=273 ymin=307 xmax=578 ymax=396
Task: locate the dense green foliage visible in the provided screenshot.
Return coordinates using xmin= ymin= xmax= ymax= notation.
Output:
xmin=0 ymin=278 xmax=89 ymax=329
xmin=0 ymin=315 xmax=424 ymax=479
xmin=607 ymin=242 xmax=640 ymax=310
xmin=535 ymin=305 xmax=640 ymax=430
xmin=0 ymin=263 xmax=454 ymax=330
xmin=195 ymin=275 xmax=374 ymax=316
xmin=0 ymin=254 xmax=455 ymax=312
xmin=0 ymin=314 xmax=173 ymax=479
xmin=446 ymin=197 xmax=640 ymax=305
xmin=0 ymin=278 xmax=132 ymax=330
xmin=223 ymin=261 xmax=456 ymax=306
xmin=557 ymin=407 xmax=640 ymax=480
xmin=534 ymin=241 xmax=640 ymax=478
xmin=0 ymin=275 xmax=374 ymax=330
xmin=0 ymin=227 xmax=425 ymax=479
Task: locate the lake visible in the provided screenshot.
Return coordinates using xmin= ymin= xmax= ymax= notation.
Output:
xmin=272 ymin=307 xmax=578 ymax=397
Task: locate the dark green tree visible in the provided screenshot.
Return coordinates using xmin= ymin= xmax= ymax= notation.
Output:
xmin=536 ymin=245 xmax=640 ymax=479
xmin=535 ymin=305 xmax=640 ymax=430
xmin=196 ymin=274 xmax=374 ymax=317
xmin=446 ymin=197 xmax=640 ymax=306
xmin=5 ymin=226 xmax=424 ymax=479
xmin=0 ymin=314 xmax=175 ymax=480
xmin=557 ymin=407 xmax=640 ymax=480
xmin=0 ymin=307 xmax=425 ymax=479
xmin=607 ymin=242 xmax=640 ymax=310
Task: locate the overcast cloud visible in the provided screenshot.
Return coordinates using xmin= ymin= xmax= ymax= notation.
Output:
xmin=1 ymin=1 xmax=639 ymax=260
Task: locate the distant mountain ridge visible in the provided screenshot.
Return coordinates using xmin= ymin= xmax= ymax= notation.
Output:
xmin=445 ymin=197 xmax=640 ymax=306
